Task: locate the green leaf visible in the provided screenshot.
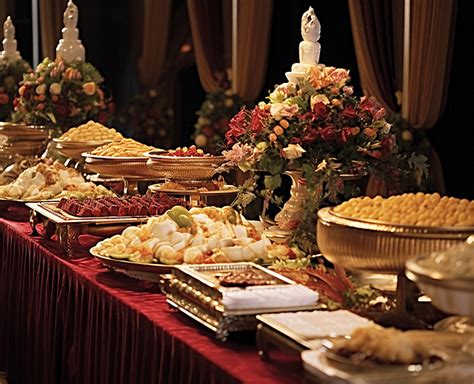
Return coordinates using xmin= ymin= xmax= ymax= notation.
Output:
xmin=264 ymin=174 xmax=282 ymax=191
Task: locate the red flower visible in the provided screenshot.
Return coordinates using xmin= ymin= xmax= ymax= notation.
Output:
xmin=341 ymin=105 xmax=357 ymax=119
xmin=290 ymin=137 xmax=303 ymax=144
xmin=303 ymin=127 xmax=318 ymax=144
xmin=225 ymin=109 xmax=248 ymax=145
xmin=318 ymin=125 xmax=337 ymax=141
xmin=381 ymin=135 xmax=396 ymax=156
xmin=368 ymin=150 xmax=382 ymax=159
xmin=55 ymin=104 xmax=68 ymax=118
xmin=312 ymin=102 xmax=329 ymax=119
xmin=249 ymin=107 xmax=270 ymax=134
xmin=339 ymin=127 xmax=354 ymax=144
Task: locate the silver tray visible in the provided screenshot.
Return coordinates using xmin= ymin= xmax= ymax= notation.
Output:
xmin=92 ymin=251 xmax=171 ymax=282
xmin=164 ymin=263 xmax=319 ymax=340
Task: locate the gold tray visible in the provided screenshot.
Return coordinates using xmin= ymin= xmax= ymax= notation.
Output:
xmin=317 ymin=207 xmax=473 ymax=273
xmin=83 ymin=152 xmax=163 ymax=179
xmin=145 ymin=150 xmax=227 ymax=181
xmin=53 ymin=138 xmax=112 ymax=160
xmin=148 ymin=183 xmax=238 ymax=196
xmin=27 ymin=202 xmax=150 ymax=258
xmin=164 ymin=263 xmax=319 ymax=340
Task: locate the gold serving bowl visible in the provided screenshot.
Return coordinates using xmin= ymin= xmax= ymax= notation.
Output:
xmin=317 ymin=207 xmax=473 ymax=273
xmin=145 ymin=150 xmax=227 ymax=181
xmin=0 ymin=122 xmax=50 ymax=161
xmin=82 ymin=152 xmax=163 ymax=179
xmin=0 ymin=122 xmax=50 ymax=142
xmin=53 ymin=138 xmax=113 ymax=160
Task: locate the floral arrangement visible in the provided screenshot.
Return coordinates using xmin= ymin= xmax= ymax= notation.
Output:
xmin=116 ymin=88 xmax=174 ymax=148
xmin=223 ymin=65 xmax=426 ymax=252
xmin=193 ymin=88 xmax=244 ymax=154
xmin=12 ymin=58 xmax=114 ymax=130
xmin=0 ymin=58 xmax=31 ymax=121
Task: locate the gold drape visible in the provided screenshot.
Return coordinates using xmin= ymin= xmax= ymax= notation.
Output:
xmin=349 ymin=0 xmax=456 ymax=194
xmin=235 ymin=0 xmax=272 ymax=103
xmin=187 ymin=0 xmax=227 ymax=92
xmin=137 ymin=0 xmax=172 ymax=88
xmin=188 ymin=0 xmax=272 ymax=101
xmin=348 ymin=0 xmax=403 ymax=113
xmin=407 ymin=0 xmax=456 ymax=129
xmin=39 ymin=0 xmax=67 ymax=59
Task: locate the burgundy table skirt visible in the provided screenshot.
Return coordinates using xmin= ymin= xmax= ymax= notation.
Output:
xmin=0 ymin=218 xmax=303 ymax=384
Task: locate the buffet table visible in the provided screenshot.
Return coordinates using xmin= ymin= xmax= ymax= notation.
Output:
xmin=0 ymin=218 xmax=303 ymax=384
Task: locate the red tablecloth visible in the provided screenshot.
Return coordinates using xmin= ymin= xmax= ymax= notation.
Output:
xmin=0 ymin=218 xmax=303 ymax=384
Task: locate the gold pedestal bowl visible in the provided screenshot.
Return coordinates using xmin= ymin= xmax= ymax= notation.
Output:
xmin=317 ymin=207 xmax=473 ymax=328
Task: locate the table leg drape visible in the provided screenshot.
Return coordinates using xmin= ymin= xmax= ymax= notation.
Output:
xmin=0 ymin=219 xmax=301 ymax=384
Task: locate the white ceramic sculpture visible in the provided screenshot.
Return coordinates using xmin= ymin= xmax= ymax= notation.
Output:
xmin=1 ymin=16 xmax=21 ymax=62
xmin=56 ymin=1 xmax=85 ymax=63
xmin=285 ymin=7 xmax=321 ymax=84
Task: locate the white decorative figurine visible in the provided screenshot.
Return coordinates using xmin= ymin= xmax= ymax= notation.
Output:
xmin=1 ymin=16 xmax=21 ymax=62
xmin=56 ymin=1 xmax=85 ymax=63
xmin=285 ymin=6 xmax=321 ymax=84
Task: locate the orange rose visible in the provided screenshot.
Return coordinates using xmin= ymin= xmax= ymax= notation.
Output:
xmin=18 ymin=85 xmax=26 ymax=96
xmin=362 ymin=127 xmax=377 ymax=140
xmin=82 ymin=82 xmax=96 ymax=96
xmin=269 ymin=133 xmax=277 ymax=142
xmin=280 ymin=119 xmax=289 ymax=129
xmin=273 ymin=125 xmax=284 ymax=136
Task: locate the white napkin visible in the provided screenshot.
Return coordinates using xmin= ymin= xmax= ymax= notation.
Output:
xmin=262 ymin=310 xmax=371 ymax=339
xmin=221 ymin=284 xmax=319 ymax=311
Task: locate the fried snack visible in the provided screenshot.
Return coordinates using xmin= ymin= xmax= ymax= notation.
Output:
xmin=90 ymin=138 xmax=155 ymax=157
xmin=59 ymin=121 xmax=123 ymax=142
xmin=332 ymin=325 xmax=468 ymax=365
xmin=334 ymin=192 xmax=474 ymax=227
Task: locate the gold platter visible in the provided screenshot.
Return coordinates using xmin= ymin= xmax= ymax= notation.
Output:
xmin=317 ymin=207 xmax=473 ymax=273
xmin=91 ymin=250 xmax=171 ymax=282
xmin=53 ymin=138 xmax=112 ymax=160
xmin=145 ymin=150 xmax=227 ymax=180
xmin=83 ymin=152 xmax=163 ymax=179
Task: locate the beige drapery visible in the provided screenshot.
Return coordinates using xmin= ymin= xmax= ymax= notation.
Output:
xmin=348 ymin=0 xmax=403 ymax=113
xmin=137 ymin=0 xmax=172 ymax=88
xmin=187 ymin=0 xmax=228 ymax=93
xmin=235 ymin=0 xmax=272 ymax=103
xmin=188 ymin=0 xmax=272 ymax=102
xmin=39 ymin=0 xmax=67 ymax=59
xmin=407 ymin=0 xmax=456 ymax=129
xmin=349 ymin=0 xmax=456 ymax=195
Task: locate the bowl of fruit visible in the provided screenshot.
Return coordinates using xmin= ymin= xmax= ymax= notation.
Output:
xmin=146 ymin=146 xmax=227 ymax=181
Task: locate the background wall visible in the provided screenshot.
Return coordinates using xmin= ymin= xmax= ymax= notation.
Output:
xmin=7 ymin=0 xmax=474 ymax=199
